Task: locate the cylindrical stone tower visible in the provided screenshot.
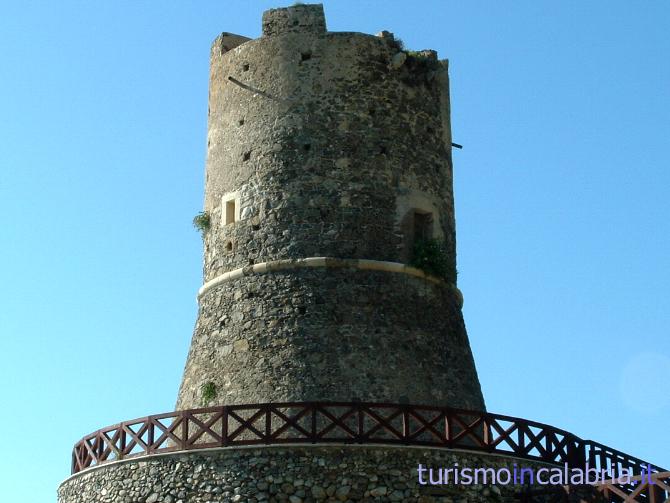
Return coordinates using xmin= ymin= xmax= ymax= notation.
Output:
xmin=58 ymin=8 xmax=667 ymax=502
xmin=177 ymin=3 xmax=485 ymax=412
xmin=59 ymin=9 xmax=496 ymax=503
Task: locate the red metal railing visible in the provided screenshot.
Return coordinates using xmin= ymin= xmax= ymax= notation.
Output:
xmin=71 ymin=402 xmax=668 ymax=502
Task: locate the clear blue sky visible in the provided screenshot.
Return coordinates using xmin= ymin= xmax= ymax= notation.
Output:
xmin=1 ymin=1 xmax=668 ymax=500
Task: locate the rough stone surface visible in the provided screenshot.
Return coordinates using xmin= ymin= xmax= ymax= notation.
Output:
xmin=201 ymin=18 xmax=456 ymax=280
xmin=178 ymin=268 xmax=482 ymax=409
xmin=262 ymin=4 xmax=327 ymax=37
xmin=177 ymin=2 xmax=485 ymax=413
xmin=57 ymin=446 xmax=551 ymax=503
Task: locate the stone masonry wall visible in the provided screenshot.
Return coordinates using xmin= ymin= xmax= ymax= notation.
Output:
xmin=178 ymin=4 xmax=485 ymax=413
xmin=58 ymin=446 xmax=552 ymax=503
xmin=203 ymin=6 xmax=455 ymax=280
xmin=177 ymin=268 xmax=483 ymax=410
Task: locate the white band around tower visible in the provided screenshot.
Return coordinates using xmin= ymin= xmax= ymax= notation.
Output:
xmin=198 ymin=257 xmax=462 ymax=305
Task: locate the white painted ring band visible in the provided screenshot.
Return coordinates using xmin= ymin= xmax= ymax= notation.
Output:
xmin=197 ymin=257 xmax=462 ymax=308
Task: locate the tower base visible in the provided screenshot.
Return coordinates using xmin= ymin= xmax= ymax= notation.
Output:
xmin=59 ymin=445 xmax=556 ymax=502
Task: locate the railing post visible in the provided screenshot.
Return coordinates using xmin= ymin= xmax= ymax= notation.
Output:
xmin=310 ymin=403 xmax=317 ymax=443
xmin=444 ymin=409 xmax=452 ymax=448
xmin=119 ymin=426 xmax=126 ymax=459
xmin=402 ymin=405 xmax=409 ymax=444
xmin=181 ymin=411 xmax=189 ymax=449
xmin=222 ymin=406 xmax=228 ymax=447
xmin=96 ymin=433 xmax=103 ymax=463
xmin=567 ymin=437 xmax=586 ymax=469
xmin=265 ymin=404 xmax=271 ymax=444
xmin=147 ymin=419 xmax=154 ymax=454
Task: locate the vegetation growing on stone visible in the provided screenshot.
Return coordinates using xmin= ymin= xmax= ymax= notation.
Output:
xmin=201 ymin=381 xmax=217 ymax=405
xmin=410 ymin=238 xmax=456 ymax=283
xmin=391 ymin=37 xmax=405 ymax=51
xmin=193 ymin=211 xmax=211 ymax=237
xmin=405 ymin=51 xmax=439 ymax=71
xmin=402 ymin=50 xmax=440 ymax=86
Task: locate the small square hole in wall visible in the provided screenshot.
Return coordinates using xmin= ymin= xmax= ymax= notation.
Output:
xmin=225 ymin=199 xmax=236 ymax=225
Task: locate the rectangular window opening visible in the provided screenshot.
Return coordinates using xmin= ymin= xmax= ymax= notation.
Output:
xmin=413 ymin=211 xmax=433 ymax=241
xmin=225 ymin=199 xmax=236 ymax=225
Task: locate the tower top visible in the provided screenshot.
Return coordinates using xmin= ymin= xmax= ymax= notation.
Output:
xmin=262 ymin=3 xmax=326 ymax=36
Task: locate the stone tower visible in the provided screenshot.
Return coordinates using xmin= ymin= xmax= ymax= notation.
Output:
xmin=59 ymin=6 xmax=669 ymax=502
xmin=177 ymin=3 xmax=485 ymax=412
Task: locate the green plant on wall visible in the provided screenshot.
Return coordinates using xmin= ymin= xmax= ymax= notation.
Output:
xmin=201 ymin=381 xmax=217 ymax=405
xmin=406 ymin=51 xmax=440 ymax=71
xmin=410 ymin=238 xmax=456 ymax=283
xmin=391 ymin=37 xmax=405 ymax=51
xmin=193 ymin=211 xmax=211 ymax=237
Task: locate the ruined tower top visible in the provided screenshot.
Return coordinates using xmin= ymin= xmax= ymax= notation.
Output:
xmin=262 ymin=3 xmax=327 ymax=36
xmin=177 ymin=3 xmax=485 ymax=412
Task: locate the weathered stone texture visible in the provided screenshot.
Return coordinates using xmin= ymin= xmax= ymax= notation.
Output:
xmin=58 ymin=446 xmax=548 ymax=503
xmin=176 ymin=2 xmax=485 ymax=412
xmin=203 ymin=18 xmax=455 ymax=279
xmin=177 ymin=269 xmax=482 ymax=410
xmin=58 ymin=5 xmax=506 ymax=503
xmin=262 ymin=3 xmax=327 ymax=37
